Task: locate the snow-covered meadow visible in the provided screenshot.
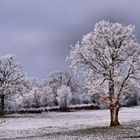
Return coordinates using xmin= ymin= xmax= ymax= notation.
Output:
xmin=0 ymin=106 xmax=140 ymax=140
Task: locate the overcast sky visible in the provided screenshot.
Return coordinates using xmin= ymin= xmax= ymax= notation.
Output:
xmin=0 ymin=0 xmax=140 ymax=79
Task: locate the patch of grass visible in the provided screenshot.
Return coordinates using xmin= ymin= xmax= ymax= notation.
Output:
xmin=62 ymin=124 xmax=139 ymax=139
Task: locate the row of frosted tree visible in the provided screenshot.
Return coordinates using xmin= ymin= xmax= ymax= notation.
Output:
xmin=1 ymin=20 xmax=140 ymax=127
xmin=0 ymin=54 xmax=139 ymax=116
xmin=0 ymin=57 xmax=95 ymax=114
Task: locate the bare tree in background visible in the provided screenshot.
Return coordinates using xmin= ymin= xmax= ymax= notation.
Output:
xmin=67 ymin=20 xmax=140 ymax=127
xmin=48 ymin=71 xmax=79 ymax=105
xmin=57 ymin=84 xmax=72 ymax=111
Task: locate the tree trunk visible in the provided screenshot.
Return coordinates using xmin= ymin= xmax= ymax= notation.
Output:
xmin=108 ymin=78 xmax=120 ymax=127
xmin=0 ymin=94 xmax=5 ymax=116
xmin=110 ymin=103 xmax=120 ymax=127
xmin=60 ymin=98 xmax=68 ymax=111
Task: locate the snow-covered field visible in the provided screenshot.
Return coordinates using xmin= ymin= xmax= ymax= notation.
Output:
xmin=0 ymin=106 xmax=140 ymax=140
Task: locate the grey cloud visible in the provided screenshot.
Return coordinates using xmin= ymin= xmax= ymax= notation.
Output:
xmin=0 ymin=0 xmax=140 ymax=78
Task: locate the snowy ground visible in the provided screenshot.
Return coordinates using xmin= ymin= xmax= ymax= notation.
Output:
xmin=0 ymin=107 xmax=140 ymax=140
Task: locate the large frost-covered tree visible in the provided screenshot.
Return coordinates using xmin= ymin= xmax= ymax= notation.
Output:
xmin=67 ymin=20 xmax=140 ymax=127
xmin=0 ymin=55 xmax=24 ymax=115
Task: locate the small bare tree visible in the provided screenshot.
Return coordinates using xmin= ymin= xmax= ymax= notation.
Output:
xmin=48 ymin=71 xmax=79 ymax=105
xmin=67 ymin=20 xmax=140 ymax=127
xmin=57 ymin=85 xmax=72 ymax=111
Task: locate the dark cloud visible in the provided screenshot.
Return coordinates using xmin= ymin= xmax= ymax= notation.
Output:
xmin=0 ymin=0 xmax=140 ymax=78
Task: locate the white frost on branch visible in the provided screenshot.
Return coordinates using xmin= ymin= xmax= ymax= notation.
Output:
xmin=0 ymin=55 xmax=24 ymax=96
